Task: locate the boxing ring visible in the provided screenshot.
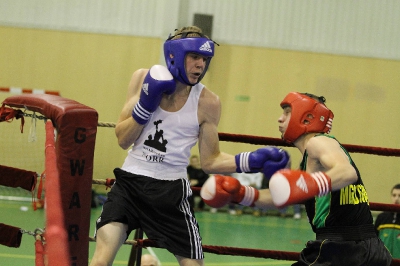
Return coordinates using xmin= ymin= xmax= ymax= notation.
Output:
xmin=1 ymin=94 xmax=400 ymax=265
xmin=0 ymin=94 xmax=98 ymax=266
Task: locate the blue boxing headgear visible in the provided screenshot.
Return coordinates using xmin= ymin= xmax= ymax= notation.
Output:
xmin=164 ymin=31 xmax=217 ymax=86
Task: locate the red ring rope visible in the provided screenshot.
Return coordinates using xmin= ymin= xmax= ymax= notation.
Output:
xmin=218 ymin=133 xmax=400 ymax=156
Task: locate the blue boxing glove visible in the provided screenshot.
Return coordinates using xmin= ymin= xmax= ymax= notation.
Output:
xmin=262 ymin=149 xmax=290 ymax=180
xmin=132 ymin=65 xmax=176 ymax=125
xmin=235 ymin=147 xmax=287 ymax=173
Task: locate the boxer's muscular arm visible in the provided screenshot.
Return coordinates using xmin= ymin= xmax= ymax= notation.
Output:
xmin=197 ymin=88 xmax=237 ymax=174
xmin=116 ymin=65 xmax=176 ymax=150
xmin=308 ymin=136 xmax=357 ymax=190
xmin=269 ymin=136 xmax=357 ymax=207
xmin=197 ymin=88 xmax=290 ymax=175
xmin=115 ymin=69 xmax=147 ymax=149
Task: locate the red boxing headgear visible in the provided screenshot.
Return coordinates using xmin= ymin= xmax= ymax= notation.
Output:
xmin=280 ymin=92 xmax=334 ymax=143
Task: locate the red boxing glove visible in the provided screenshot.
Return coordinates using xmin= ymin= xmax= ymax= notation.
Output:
xmin=269 ymin=169 xmax=332 ymax=207
xmin=200 ymin=175 xmax=259 ymax=208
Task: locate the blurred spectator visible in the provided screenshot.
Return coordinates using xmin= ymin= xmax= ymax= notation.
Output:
xmin=375 ymin=183 xmax=400 ymax=259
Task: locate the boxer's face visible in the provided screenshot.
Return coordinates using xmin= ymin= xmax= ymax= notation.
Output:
xmin=278 ymin=106 xmax=291 ymax=137
xmin=185 ymin=53 xmax=207 ymax=84
xmin=391 ymin=188 xmax=400 ymax=205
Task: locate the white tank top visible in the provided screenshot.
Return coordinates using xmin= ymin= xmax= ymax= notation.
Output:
xmin=121 ymin=83 xmax=204 ymax=180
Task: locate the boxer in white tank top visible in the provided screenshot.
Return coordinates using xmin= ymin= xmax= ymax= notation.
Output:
xmin=121 ymin=83 xmax=203 ymax=180
xmin=90 ymin=26 xmax=290 ymax=266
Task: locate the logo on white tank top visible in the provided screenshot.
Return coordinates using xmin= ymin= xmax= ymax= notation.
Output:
xmin=143 ymin=119 xmax=168 ymax=162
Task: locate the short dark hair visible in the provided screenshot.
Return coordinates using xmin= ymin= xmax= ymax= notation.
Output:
xmin=392 ymin=184 xmax=400 ymax=192
xmin=302 ymin=93 xmax=327 ymax=104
